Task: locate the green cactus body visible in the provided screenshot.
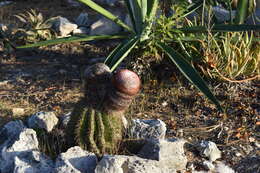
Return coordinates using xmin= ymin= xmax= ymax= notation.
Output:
xmin=66 ymin=63 xmax=140 ymax=155
xmin=66 ymin=100 xmax=123 ymax=155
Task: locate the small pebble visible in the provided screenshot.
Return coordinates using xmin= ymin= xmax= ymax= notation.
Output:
xmin=196 ymin=141 xmax=221 ymax=161
xmin=203 ymin=160 xmax=215 ymax=170
xmin=235 ymin=152 xmax=242 ymax=157
xmin=249 ymin=137 xmax=255 ymax=143
xmin=162 ymin=101 xmax=168 ymax=107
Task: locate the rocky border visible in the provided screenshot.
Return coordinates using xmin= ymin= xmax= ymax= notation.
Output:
xmin=0 ymin=111 xmax=249 ymax=173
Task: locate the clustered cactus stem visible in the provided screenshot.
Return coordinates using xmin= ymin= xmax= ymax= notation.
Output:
xmin=66 ymin=63 xmax=141 ymax=155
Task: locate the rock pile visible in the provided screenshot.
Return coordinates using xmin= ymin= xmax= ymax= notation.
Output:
xmin=0 ymin=111 xmax=239 ymax=173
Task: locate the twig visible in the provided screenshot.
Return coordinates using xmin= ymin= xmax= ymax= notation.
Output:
xmin=181 ymin=124 xmax=221 ymax=133
xmin=217 ymin=122 xmax=224 ymax=139
xmin=0 ymin=94 xmax=11 ymax=97
xmin=214 ymin=67 xmax=260 ymax=83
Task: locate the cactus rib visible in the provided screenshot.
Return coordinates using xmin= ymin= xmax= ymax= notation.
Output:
xmin=95 ymin=111 xmax=106 ymax=154
xmin=86 ymin=108 xmax=99 ymax=154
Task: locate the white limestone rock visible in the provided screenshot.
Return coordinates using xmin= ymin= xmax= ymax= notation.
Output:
xmin=138 ymin=138 xmax=187 ymax=171
xmin=73 ymin=27 xmax=89 ymax=34
xmin=54 ymin=146 xmax=97 ymax=173
xmin=196 ymin=141 xmax=221 ymax=162
xmin=52 ymin=17 xmax=78 ymax=37
xmin=212 ymin=6 xmax=236 ymax=23
xmin=215 ymin=162 xmax=235 ymax=173
xmin=95 ymin=155 xmax=176 ymax=173
xmin=27 ymin=111 xmax=59 ymax=132
xmin=90 ymin=17 xmax=121 ymax=35
xmin=75 ymin=13 xmax=90 ymax=26
xmin=13 ymin=151 xmax=54 ymax=173
xmin=0 ymin=121 xmax=41 ymax=172
xmin=127 ymin=119 xmax=167 ymax=140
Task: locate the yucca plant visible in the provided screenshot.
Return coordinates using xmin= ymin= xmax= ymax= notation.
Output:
xmin=18 ymin=0 xmax=229 ymax=111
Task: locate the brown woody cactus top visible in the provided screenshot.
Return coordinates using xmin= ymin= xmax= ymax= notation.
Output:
xmin=105 ymin=69 xmax=141 ymax=113
xmin=84 ymin=63 xmax=111 ymax=107
xmin=112 ymin=69 xmax=141 ymax=96
xmin=83 ymin=63 xmax=141 ymax=113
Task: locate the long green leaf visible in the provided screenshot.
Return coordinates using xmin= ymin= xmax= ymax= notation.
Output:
xmin=17 ymin=34 xmax=126 ymax=48
xmin=141 ymin=0 xmax=147 ymax=21
xmin=104 ymin=39 xmax=128 ymax=65
xmin=182 ymin=3 xmax=203 ymax=19
xmin=168 ymin=36 xmax=206 ymax=42
xmin=78 ymin=0 xmax=133 ymax=32
xmin=139 ymin=0 xmax=158 ymax=41
xmin=187 ymin=1 xmax=202 ymax=15
xmin=105 ymin=36 xmax=139 ymax=71
xmin=179 ymin=24 xmax=260 ymax=33
xmin=169 ymin=35 xmax=260 ymax=42
xmin=234 ymin=0 xmax=248 ymax=24
xmin=156 ymin=42 xmax=223 ymax=112
xmin=125 ymin=0 xmax=143 ymax=34
xmin=124 ymin=0 xmax=137 ymax=33
xmin=146 ymin=0 xmax=158 ymax=21
xmin=247 ymin=0 xmax=256 ymax=16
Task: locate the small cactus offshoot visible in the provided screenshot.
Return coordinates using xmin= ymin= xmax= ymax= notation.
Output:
xmin=66 ymin=63 xmax=141 ymax=155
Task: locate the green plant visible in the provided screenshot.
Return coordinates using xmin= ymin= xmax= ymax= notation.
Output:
xmin=67 ymin=104 xmax=123 ymax=155
xmin=171 ymin=0 xmax=260 ymax=81
xmin=200 ymin=31 xmax=260 ymax=81
xmin=66 ymin=64 xmax=141 ymax=155
xmin=18 ymin=0 xmax=230 ymax=111
xmin=14 ymin=0 xmax=260 ymax=109
xmin=0 ymin=24 xmax=17 ymax=58
xmin=14 ymin=9 xmax=57 ymax=43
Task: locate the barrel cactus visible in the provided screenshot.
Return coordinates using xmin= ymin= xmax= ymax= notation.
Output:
xmin=66 ymin=63 xmax=141 ymax=155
